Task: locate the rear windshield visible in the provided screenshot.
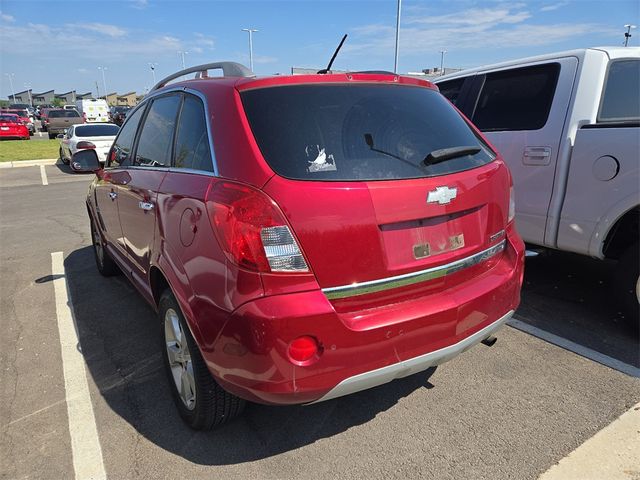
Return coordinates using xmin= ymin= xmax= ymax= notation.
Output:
xmin=75 ymin=125 xmax=119 ymax=137
xmin=0 ymin=115 xmax=19 ymax=122
xmin=241 ymin=84 xmax=495 ymax=181
xmin=49 ymin=110 xmax=80 ymax=118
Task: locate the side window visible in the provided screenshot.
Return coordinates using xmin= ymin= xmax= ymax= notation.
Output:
xmin=173 ymin=95 xmax=213 ymax=172
xmin=109 ymin=106 xmax=145 ymax=167
xmin=134 ymin=95 xmax=181 ymax=167
xmin=437 ymin=78 xmax=466 ymax=105
xmin=472 ymin=63 xmax=560 ymax=132
xmin=598 ymin=59 xmax=640 ymax=123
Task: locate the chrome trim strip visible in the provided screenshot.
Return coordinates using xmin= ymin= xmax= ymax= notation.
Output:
xmin=309 ymin=309 xmax=514 ymax=404
xmin=322 ymin=240 xmax=506 ymax=300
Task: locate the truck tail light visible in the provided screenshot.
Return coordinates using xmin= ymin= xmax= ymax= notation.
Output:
xmin=76 ymin=141 xmax=96 ymax=150
xmin=508 ymin=186 xmax=516 ymax=223
xmin=206 ymin=181 xmax=309 ymax=273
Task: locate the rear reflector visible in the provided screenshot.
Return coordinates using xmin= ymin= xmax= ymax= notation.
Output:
xmin=287 ymin=336 xmax=320 ymax=364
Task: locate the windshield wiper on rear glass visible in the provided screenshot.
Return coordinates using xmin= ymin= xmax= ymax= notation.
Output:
xmin=423 ymin=146 xmax=481 ymax=166
xmin=364 ymin=133 xmax=424 ymax=172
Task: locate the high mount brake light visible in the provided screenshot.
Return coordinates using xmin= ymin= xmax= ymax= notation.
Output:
xmin=206 ymin=181 xmax=309 ymax=273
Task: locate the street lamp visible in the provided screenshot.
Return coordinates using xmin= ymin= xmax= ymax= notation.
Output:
xmin=394 ymin=0 xmax=401 ymax=74
xmin=439 ymin=50 xmax=447 ymax=75
xmin=177 ymin=51 xmax=188 ymax=69
xmin=24 ymin=83 xmax=32 ymax=107
xmin=5 ymin=73 xmax=16 ymax=103
xmin=241 ymin=28 xmax=258 ymax=72
xmin=98 ymin=66 xmax=108 ymax=101
xmin=624 ymin=24 xmax=636 ymax=47
xmin=148 ymin=62 xmax=158 ymax=85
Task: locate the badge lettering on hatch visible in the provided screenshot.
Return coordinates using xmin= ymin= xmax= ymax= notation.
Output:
xmin=427 ymin=186 xmax=457 ymax=205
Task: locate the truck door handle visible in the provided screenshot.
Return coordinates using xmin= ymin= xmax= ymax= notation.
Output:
xmin=523 ymin=147 xmax=552 ymax=166
xmin=108 ymin=191 xmax=117 ymax=200
xmin=138 ymin=201 xmax=154 ymax=211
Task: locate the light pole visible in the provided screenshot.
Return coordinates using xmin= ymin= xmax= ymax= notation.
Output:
xmin=149 ymin=62 xmax=158 ymax=84
xmin=394 ymin=0 xmax=401 ymax=73
xmin=98 ymin=66 xmax=108 ymax=101
xmin=624 ymin=24 xmax=636 ymax=47
xmin=5 ymin=73 xmax=16 ymax=103
xmin=241 ymin=28 xmax=258 ymax=71
xmin=439 ymin=50 xmax=447 ymax=75
xmin=177 ymin=51 xmax=188 ymax=69
xmin=24 ymin=84 xmax=32 ymax=107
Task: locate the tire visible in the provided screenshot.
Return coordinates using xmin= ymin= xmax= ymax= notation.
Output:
xmin=48 ymin=133 xmax=55 ymax=140
xmin=90 ymin=216 xmax=120 ymax=276
xmin=59 ymin=148 xmax=69 ymax=165
xmin=614 ymin=243 xmax=639 ymax=328
xmin=159 ymin=289 xmax=245 ymax=430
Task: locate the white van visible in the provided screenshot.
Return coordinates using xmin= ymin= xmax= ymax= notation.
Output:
xmin=75 ymin=98 xmax=110 ymax=123
xmin=435 ymin=47 xmax=640 ymax=321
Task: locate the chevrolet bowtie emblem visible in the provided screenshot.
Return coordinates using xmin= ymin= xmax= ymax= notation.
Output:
xmin=427 ymin=186 xmax=458 ymax=205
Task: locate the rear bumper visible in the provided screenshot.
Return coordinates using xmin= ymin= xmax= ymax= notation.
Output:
xmin=310 ymin=309 xmax=513 ymax=403
xmin=206 ymin=230 xmax=524 ymax=405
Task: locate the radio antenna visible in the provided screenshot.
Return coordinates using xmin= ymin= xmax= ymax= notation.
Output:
xmin=318 ymin=34 xmax=348 ymax=74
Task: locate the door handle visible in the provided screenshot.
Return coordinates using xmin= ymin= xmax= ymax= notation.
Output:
xmin=138 ymin=201 xmax=154 ymax=211
xmin=523 ymin=146 xmax=552 ymax=166
xmin=108 ymin=191 xmax=117 ymax=200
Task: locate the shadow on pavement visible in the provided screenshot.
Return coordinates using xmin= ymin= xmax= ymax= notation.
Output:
xmin=517 ymin=250 xmax=639 ymax=367
xmin=63 ymin=246 xmax=436 ymax=465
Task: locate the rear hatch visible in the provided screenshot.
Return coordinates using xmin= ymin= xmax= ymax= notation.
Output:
xmin=73 ymin=124 xmax=119 ymax=160
xmin=241 ymin=81 xmax=510 ymax=312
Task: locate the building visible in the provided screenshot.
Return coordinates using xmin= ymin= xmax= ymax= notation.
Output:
xmin=8 ymin=89 xmax=32 ymax=104
xmin=32 ymin=90 xmax=55 ymax=105
xmin=405 ymin=67 xmax=464 ymax=80
xmin=105 ymin=92 xmax=119 ymax=106
xmin=116 ymin=92 xmax=137 ymax=106
xmin=55 ymin=91 xmax=78 ymax=104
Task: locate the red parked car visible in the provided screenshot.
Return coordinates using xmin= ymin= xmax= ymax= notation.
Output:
xmin=76 ymin=62 xmax=524 ymax=430
xmin=0 ymin=114 xmax=30 ymax=140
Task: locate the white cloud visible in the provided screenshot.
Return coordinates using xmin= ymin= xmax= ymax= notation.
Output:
xmin=0 ymin=11 xmax=15 ymax=22
xmin=540 ymin=2 xmax=569 ymax=12
xmin=77 ymin=68 xmax=89 ymax=74
xmin=74 ymin=23 xmax=127 ymax=38
xmin=130 ymin=0 xmax=148 ymax=10
xmin=345 ymin=4 xmax=618 ymax=61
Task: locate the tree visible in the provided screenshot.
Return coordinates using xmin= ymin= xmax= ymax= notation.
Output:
xmin=51 ymin=98 xmax=64 ymax=107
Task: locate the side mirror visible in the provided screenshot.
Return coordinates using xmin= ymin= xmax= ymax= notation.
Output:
xmin=70 ymin=150 xmax=101 ymax=173
xmin=56 ymin=134 xmax=64 ymax=139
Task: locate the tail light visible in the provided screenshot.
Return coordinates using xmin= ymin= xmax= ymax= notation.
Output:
xmin=508 ymin=186 xmax=516 ymax=223
xmin=76 ymin=141 xmax=96 ymax=149
xmin=206 ymin=181 xmax=309 ymax=273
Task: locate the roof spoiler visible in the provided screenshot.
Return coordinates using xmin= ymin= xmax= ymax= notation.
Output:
xmin=150 ymin=62 xmax=255 ymax=92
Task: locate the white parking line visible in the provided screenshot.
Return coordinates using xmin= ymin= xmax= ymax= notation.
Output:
xmin=51 ymin=252 xmax=106 ymax=480
xmin=509 ymin=317 xmax=640 ymax=378
xmin=39 ymin=165 xmax=48 ymax=185
xmin=539 ymin=402 xmax=640 ymax=480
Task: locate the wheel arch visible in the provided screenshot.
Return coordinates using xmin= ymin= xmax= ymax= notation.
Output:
xmin=602 ymin=205 xmax=640 ymax=260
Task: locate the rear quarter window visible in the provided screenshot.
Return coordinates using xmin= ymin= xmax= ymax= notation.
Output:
xmin=241 ymin=84 xmax=495 ymax=182
xmin=598 ymin=59 xmax=640 ymax=123
xmin=472 ymin=63 xmax=560 ymax=131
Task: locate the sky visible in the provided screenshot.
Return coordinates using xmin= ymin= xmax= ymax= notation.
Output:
xmin=0 ymin=0 xmax=638 ymax=98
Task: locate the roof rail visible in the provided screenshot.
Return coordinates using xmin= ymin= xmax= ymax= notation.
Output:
xmin=150 ymin=62 xmax=254 ymax=92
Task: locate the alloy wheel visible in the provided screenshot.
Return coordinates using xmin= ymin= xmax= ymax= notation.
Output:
xmin=164 ymin=308 xmax=196 ymax=410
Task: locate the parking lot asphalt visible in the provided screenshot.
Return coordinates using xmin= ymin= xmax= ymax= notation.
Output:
xmin=1 ymin=163 xmax=639 ymax=480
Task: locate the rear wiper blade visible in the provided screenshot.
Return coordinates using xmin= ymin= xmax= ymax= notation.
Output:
xmin=423 ymin=146 xmax=481 ymax=166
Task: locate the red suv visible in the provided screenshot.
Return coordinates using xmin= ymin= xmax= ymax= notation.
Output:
xmin=78 ymin=62 xmax=524 ymax=430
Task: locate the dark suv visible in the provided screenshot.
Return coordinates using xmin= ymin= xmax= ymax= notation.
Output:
xmin=78 ymin=62 xmax=524 ymax=430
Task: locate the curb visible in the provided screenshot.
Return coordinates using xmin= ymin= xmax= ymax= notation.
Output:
xmin=0 ymin=159 xmax=59 ymax=169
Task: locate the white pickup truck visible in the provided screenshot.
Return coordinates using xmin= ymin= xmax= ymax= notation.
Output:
xmin=435 ymin=47 xmax=639 ymax=321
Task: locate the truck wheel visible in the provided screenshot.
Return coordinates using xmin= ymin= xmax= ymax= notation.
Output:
xmin=48 ymin=133 xmax=55 ymax=140
xmin=90 ymin=217 xmax=120 ymax=276
xmin=159 ymin=289 xmax=245 ymax=430
xmin=614 ymin=243 xmax=639 ymax=328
